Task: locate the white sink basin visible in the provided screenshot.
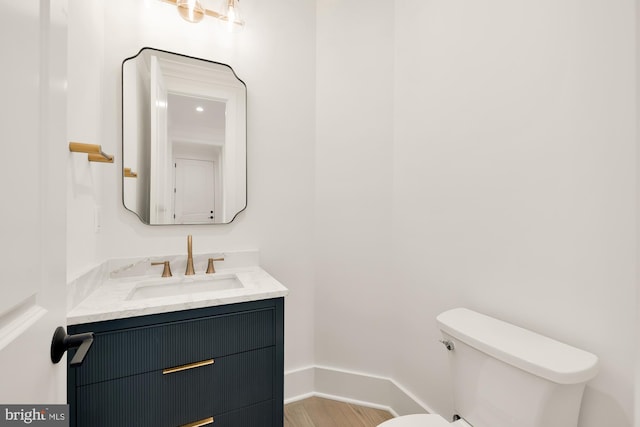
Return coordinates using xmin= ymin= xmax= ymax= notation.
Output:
xmin=127 ymin=274 xmax=243 ymax=300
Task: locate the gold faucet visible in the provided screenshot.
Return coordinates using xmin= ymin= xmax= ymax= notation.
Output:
xmin=185 ymin=235 xmax=195 ymax=275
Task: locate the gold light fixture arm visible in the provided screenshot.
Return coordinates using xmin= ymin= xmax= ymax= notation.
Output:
xmin=160 ymin=0 xmax=223 ymax=18
xmin=204 ymin=8 xmax=224 ymax=19
xmin=69 ymin=142 xmax=114 ymax=163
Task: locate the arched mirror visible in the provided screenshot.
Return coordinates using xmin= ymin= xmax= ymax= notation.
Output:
xmin=122 ymin=48 xmax=247 ymax=225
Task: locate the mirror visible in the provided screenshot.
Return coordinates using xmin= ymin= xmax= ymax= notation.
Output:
xmin=122 ymin=48 xmax=246 ymax=225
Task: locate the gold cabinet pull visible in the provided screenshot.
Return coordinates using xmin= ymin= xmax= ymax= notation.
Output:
xmin=163 ymin=359 xmax=214 ymax=375
xmin=179 ymin=416 xmax=214 ymax=427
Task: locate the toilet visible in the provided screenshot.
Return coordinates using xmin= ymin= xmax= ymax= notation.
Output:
xmin=379 ymin=308 xmax=599 ymax=427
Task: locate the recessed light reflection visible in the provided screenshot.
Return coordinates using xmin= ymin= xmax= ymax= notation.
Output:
xmin=196 ymin=106 xmax=204 ymax=112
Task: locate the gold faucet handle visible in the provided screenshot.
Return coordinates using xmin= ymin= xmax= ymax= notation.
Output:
xmin=206 ymin=257 xmax=225 ymax=274
xmin=151 ymin=261 xmax=173 ymax=277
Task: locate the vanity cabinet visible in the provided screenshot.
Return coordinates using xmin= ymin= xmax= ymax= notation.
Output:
xmin=67 ymin=298 xmax=284 ymax=427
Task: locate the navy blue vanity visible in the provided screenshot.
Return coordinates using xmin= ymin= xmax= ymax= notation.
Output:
xmin=67 ymin=298 xmax=284 ymax=427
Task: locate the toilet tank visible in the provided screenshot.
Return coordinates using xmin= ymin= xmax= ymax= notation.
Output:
xmin=436 ymin=308 xmax=598 ymax=427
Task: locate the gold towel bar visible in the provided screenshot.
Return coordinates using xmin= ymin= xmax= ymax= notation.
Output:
xmin=69 ymin=142 xmax=114 ymax=163
xmin=163 ymin=359 xmax=214 ymax=375
xmin=179 ymin=417 xmax=214 ymax=427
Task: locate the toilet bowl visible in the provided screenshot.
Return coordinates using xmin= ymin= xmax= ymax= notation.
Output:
xmin=380 ymin=414 xmax=470 ymax=427
xmin=378 ymin=308 xmax=598 ymax=427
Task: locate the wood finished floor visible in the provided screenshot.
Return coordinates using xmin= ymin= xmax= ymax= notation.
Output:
xmin=284 ymin=397 xmax=394 ymax=427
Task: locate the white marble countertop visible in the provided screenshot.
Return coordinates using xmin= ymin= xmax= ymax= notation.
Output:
xmin=67 ymin=251 xmax=288 ymax=325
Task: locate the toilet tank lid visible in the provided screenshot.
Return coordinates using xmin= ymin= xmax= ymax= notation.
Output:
xmin=436 ymin=308 xmax=599 ymax=385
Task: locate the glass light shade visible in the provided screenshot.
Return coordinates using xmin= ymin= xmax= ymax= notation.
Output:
xmin=222 ymin=0 xmax=245 ymax=32
xmin=176 ymin=0 xmax=205 ymax=23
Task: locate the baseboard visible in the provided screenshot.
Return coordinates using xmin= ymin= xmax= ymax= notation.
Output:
xmin=284 ymin=366 xmax=316 ymax=404
xmin=284 ymin=365 xmax=435 ymax=417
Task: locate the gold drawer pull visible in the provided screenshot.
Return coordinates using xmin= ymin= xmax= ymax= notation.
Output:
xmin=163 ymin=359 xmax=214 ymax=375
xmin=180 ymin=416 xmax=214 ymax=427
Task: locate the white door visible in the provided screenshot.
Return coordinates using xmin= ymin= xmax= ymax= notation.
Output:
xmin=174 ymin=158 xmax=216 ymax=224
xmin=150 ymin=55 xmax=171 ymax=224
xmin=0 ymin=0 xmax=68 ymax=403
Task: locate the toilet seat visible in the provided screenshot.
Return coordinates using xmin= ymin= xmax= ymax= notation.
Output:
xmin=378 ymin=414 xmax=453 ymax=426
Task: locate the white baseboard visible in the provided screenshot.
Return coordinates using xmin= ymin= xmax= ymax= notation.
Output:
xmin=284 ymin=365 xmax=436 ymax=418
xmin=284 ymin=366 xmax=316 ymax=404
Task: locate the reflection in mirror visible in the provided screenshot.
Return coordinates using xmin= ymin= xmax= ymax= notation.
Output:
xmin=122 ymin=48 xmax=246 ymax=225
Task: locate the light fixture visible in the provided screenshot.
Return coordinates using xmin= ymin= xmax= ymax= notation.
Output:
xmin=222 ymin=0 xmax=244 ymax=32
xmin=161 ymin=0 xmax=245 ymax=30
xmin=176 ymin=0 xmax=205 ymax=23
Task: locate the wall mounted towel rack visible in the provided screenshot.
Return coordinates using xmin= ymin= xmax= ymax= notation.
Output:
xmin=69 ymin=142 xmax=114 ymax=163
xmin=123 ymin=167 xmax=138 ymax=178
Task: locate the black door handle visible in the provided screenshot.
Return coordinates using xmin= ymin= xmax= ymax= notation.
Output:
xmin=50 ymin=326 xmax=94 ymax=367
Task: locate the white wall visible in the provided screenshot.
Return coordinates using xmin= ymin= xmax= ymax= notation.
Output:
xmin=66 ymin=0 xmax=317 ymax=373
xmin=316 ymin=0 xmax=636 ymax=426
xmin=67 ymin=1 xmax=106 ymax=280
xmin=315 ymin=0 xmax=395 ymax=377
xmin=392 ymin=1 xmax=635 ymax=425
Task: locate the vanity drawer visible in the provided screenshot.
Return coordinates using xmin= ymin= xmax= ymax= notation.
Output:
xmin=73 ymin=307 xmax=275 ymax=386
xmin=75 ymin=346 xmax=274 ymax=427
xmin=213 ymin=400 xmax=275 ymax=427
